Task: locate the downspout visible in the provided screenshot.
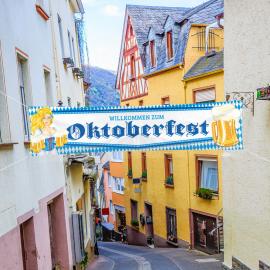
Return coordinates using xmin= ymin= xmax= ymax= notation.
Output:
xmin=183 ymin=79 xmax=192 ymax=249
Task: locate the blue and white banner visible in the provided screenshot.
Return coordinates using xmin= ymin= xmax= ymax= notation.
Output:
xmin=28 ymin=101 xmax=243 ymax=155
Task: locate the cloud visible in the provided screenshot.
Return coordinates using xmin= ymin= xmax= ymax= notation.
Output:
xmin=103 ymin=4 xmax=120 ymax=16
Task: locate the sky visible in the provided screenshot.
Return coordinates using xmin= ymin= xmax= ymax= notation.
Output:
xmin=82 ymin=0 xmax=206 ymax=71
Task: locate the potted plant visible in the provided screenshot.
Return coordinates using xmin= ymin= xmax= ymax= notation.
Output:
xmin=127 ymin=168 xmax=133 ymax=178
xmin=141 ymin=170 xmax=147 ymax=180
xmin=131 ymin=219 xmax=139 ymax=228
xmin=80 ymin=252 xmax=88 ymax=270
xmin=165 ymin=175 xmax=174 ymax=186
xmin=140 ymin=214 xmax=145 ymax=226
xmin=196 ymin=188 xmax=214 ymax=200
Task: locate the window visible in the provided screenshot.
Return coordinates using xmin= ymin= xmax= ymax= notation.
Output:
xmin=128 ymin=151 xmax=132 ymax=170
xmin=67 ymin=30 xmax=73 ymax=61
xmin=108 ymin=172 xmax=112 ymax=187
xmin=130 ymin=55 xmax=135 ymax=78
xmin=130 ymin=200 xmax=138 ymax=221
xmin=166 ymin=31 xmax=173 ymax=60
xmin=0 ymin=45 xmax=10 ymax=142
xmin=139 ymin=100 xmax=143 ymax=106
xmin=161 ymin=96 xmax=170 ymax=105
xmin=166 ymin=207 xmax=177 ymax=243
xmin=112 ymin=151 xmax=123 ymax=161
xmin=112 ymin=177 xmax=124 ymax=194
xmin=130 ymin=25 xmax=133 ymax=36
xmin=164 ymin=154 xmax=173 ymax=178
xmin=44 ymin=69 xmax=52 ymax=106
xmin=77 ymin=102 xmax=81 ymax=107
xmin=17 ymin=54 xmax=31 ymax=140
xmin=149 ymin=40 xmax=156 ymax=67
xmin=71 ymin=37 xmax=76 ymax=66
xmin=141 ymin=152 xmax=147 ymax=173
xmin=67 ymin=97 xmax=71 ymax=107
xmin=109 ymin=200 xmax=114 ymax=215
xmin=197 ymin=157 xmax=218 ymax=192
xmin=126 ymin=103 xmax=130 ymax=107
xmin=57 ymin=14 xmax=65 ymax=57
xmin=194 ymin=88 xmax=215 ymax=103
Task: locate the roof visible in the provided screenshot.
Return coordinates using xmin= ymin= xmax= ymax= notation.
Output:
xmin=116 ymin=0 xmax=223 ymax=87
xmin=143 ymin=0 xmax=224 ymax=75
xmin=102 ymin=161 xmax=110 ymax=170
xmin=183 ymin=50 xmax=223 ymax=80
xmin=127 ymin=5 xmax=190 ymax=48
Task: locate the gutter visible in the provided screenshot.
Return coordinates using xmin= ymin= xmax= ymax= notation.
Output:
xmin=143 ymin=63 xmax=183 ymax=79
xmin=183 ymin=69 xmax=223 ymax=82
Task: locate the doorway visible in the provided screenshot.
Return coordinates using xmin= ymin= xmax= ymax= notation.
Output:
xmin=20 ymin=217 xmax=38 ymax=270
xmin=192 ymin=212 xmax=218 ymax=254
xmin=144 ymin=203 xmax=154 ymax=246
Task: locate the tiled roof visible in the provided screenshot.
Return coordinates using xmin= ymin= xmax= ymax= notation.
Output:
xmin=183 ymin=50 xmax=223 ymax=80
xmin=127 ymin=5 xmax=190 ymax=51
xmin=127 ymin=0 xmax=224 ymax=76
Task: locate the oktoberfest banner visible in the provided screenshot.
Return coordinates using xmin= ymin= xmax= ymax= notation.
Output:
xmin=28 ymin=101 xmax=243 ymax=155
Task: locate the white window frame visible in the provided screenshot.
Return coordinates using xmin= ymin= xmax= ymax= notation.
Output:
xmin=198 ymin=157 xmax=218 ymax=192
xmin=112 ymin=177 xmax=124 ymax=194
xmin=0 ymin=42 xmax=11 ymax=143
xmin=112 ymin=151 xmax=123 ymax=162
xmin=57 ymin=14 xmax=65 ymax=58
xmin=17 ymin=51 xmax=32 ymax=141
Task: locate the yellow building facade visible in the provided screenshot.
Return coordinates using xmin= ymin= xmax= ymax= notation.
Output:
xmin=117 ymin=2 xmax=224 ymax=253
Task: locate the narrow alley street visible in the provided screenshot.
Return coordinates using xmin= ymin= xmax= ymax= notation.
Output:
xmin=87 ymin=242 xmax=222 ymax=270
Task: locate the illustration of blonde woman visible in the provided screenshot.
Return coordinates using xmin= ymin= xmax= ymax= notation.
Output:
xmin=30 ymin=107 xmax=68 ymax=154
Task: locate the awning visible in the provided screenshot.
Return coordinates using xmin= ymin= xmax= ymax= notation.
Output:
xmin=101 ymin=222 xmax=114 ymax=231
xmin=114 ymin=205 xmax=126 ymax=213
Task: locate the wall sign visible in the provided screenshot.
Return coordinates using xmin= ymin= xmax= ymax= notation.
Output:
xmin=257 ymin=86 xmax=270 ymax=100
xmin=28 ymin=101 xmax=243 ymax=155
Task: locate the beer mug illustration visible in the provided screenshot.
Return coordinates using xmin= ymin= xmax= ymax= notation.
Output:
xmin=211 ymin=105 xmax=240 ymax=147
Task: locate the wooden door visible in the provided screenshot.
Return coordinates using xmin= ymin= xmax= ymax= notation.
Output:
xmin=193 ymin=213 xmax=218 ymax=254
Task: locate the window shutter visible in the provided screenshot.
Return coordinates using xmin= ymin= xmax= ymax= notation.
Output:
xmin=195 ymin=88 xmax=215 ymax=103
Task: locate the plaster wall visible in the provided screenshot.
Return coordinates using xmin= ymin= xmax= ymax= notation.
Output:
xmin=224 ymin=0 xmax=270 ymax=268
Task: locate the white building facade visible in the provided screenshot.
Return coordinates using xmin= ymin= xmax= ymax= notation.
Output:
xmin=0 ymin=0 xmax=86 ymax=269
xmin=223 ymin=1 xmax=270 ymax=269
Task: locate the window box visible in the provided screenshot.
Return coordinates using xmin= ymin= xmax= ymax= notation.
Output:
xmin=130 ymin=219 xmax=139 ymax=229
xmin=141 ymin=170 xmax=147 ymax=181
xmin=63 ymin=57 xmax=74 ymax=67
xmin=195 ymin=188 xmax=215 ymax=200
xmin=165 ymin=175 xmax=174 ymax=186
xmin=164 ymin=183 xmax=174 ymax=189
xmin=127 ymin=168 xmax=133 ymax=179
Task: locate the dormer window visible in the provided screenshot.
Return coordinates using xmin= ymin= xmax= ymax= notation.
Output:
xmin=166 ymin=31 xmax=173 ymax=60
xmin=149 ymin=40 xmax=156 ymax=67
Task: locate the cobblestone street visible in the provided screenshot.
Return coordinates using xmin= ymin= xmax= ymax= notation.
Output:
xmin=87 ymin=242 xmax=223 ymax=270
